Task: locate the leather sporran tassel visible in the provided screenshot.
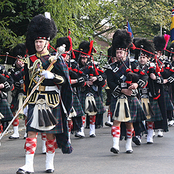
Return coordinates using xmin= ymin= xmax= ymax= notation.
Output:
xmin=115 ymin=101 xmax=120 ymax=117
xmin=92 ymin=101 xmax=98 ymax=112
xmin=143 ymin=102 xmax=148 ymax=116
xmin=87 ymin=100 xmax=94 ymax=112
xmin=148 ymin=102 xmax=154 ymax=116
xmin=38 ymin=104 xmax=44 ymax=127
xmin=42 ymin=108 xmax=52 ymax=127
xmin=46 ymin=107 xmax=58 ymax=125
xmin=124 ymin=102 xmax=129 ymax=118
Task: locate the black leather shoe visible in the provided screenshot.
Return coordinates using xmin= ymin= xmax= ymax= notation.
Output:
xmin=147 ymin=142 xmax=153 ymax=144
xmin=110 ymin=147 xmax=119 ymax=154
xmin=105 ymin=122 xmax=113 ymax=127
xmin=16 ymin=168 xmax=34 ymax=174
xmin=126 ymin=150 xmax=133 ymax=154
xmin=132 ymin=136 xmax=141 ymax=145
xmin=89 ymin=134 xmax=96 ymax=137
xmin=9 ymin=136 xmax=19 ymax=139
xmin=46 ymin=169 xmax=54 ymax=173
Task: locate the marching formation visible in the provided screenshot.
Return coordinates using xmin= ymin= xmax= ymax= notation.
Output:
xmin=0 ymin=12 xmax=174 ymax=174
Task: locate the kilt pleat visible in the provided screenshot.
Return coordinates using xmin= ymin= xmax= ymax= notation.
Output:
xmin=145 ymin=98 xmax=163 ymax=122
xmin=164 ymin=91 xmax=174 ymax=111
xmin=0 ymin=99 xmax=13 ymax=122
xmin=72 ymin=94 xmax=85 ymax=117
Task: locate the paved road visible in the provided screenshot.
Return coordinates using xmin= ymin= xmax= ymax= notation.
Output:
xmin=1 ymin=118 xmax=174 ymax=174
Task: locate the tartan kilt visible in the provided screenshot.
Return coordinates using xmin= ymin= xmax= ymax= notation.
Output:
xmin=10 ymin=95 xmax=19 ymax=113
xmin=146 ymin=98 xmax=163 ymax=122
xmin=27 ymin=104 xmax=64 ymax=134
xmin=79 ymin=91 xmax=106 ymax=115
xmin=70 ymin=93 xmax=84 ymax=132
xmin=164 ymin=91 xmax=174 ymax=111
xmin=72 ymin=93 xmax=85 ymax=117
xmin=0 ymin=99 xmax=13 ymax=122
xmin=110 ymin=96 xmax=146 ymax=122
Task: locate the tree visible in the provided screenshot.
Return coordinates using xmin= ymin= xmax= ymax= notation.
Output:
xmin=0 ymin=0 xmax=45 ymax=63
xmin=0 ymin=0 xmax=173 ymax=64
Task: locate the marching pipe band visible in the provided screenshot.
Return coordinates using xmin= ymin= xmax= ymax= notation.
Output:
xmin=1 ymin=14 xmax=174 ymax=173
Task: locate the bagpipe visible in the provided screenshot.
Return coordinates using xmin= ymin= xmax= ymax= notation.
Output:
xmin=73 ymin=38 xmax=105 ymax=116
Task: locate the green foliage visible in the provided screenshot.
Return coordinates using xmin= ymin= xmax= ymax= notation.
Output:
xmin=0 ymin=0 xmax=174 ymax=64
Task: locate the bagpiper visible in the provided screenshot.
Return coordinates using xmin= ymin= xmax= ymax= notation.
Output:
xmin=168 ymin=43 xmax=174 ymax=126
xmin=104 ymin=47 xmax=113 ymax=127
xmin=15 ymin=13 xmax=73 ymax=174
xmin=105 ymin=29 xmax=147 ymax=154
xmin=0 ymin=64 xmax=14 ymax=135
xmin=134 ymin=38 xmax=163 ymax=144
xmin=153 ymin=36 xmax=172 ymax=137
xmin=55 ymin=36 xmax=86 ymax=141
xmin=75 ymin=40 xmax=106 ymax=137
xmin=8 ymin=43 xmax=26 ymax=139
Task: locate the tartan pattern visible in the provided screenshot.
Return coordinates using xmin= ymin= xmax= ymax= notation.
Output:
xmin=0 ymin=99 xmax=13 ymax=122
xmin=164 ymin=91 xmax=174 ymax=111
xmin=41 ymin=133 xmax=47 ymax=141
xmin=90 ymin=115 xmax=96 ymax=125
xmin=111 ymin=126 xmax=120 ymax=138
xmin=126 ymin=129 xmax=134 ymax=138
xmin=46 ymin=138 xmax=56 ymax=154
xmin=72 ymin=93 xmax=85 ymax=117
xmin=147 ymin=122 xmax=154 ymax=129
xmin=146 ymin=98 xmax=163 ymax=122
xmin=79 ymin=91 xmax=106 ymax=115
xmin=25 ymin=137 xmax=37 ymax=155
xmin=110 ymin=96 xmax=146 ymax=122
xmin=12 ymin=118 xmax=19 ymax=126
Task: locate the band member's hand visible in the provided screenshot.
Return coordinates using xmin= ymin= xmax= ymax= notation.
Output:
xmin=150 ymin=73 xmax=156 ymax=80
xmin=128 ymin=83 xmax=138 ymax=90
xmin=163 ymin=79 xmax=168 ymax=84
xmin=16 ymin=59 xmax=24 ymax=68
xmin=0 ymin=83 xmax=4 ymax=89
xmin=41 ymin=70 xmax=55 ymax=79
xmin=121 ymin=89 xmax=132 ymax=96
xmin=86 ymin=80 xmax=93 ymax=87
xmin=90 ymin=76 xmax=97 ymax=82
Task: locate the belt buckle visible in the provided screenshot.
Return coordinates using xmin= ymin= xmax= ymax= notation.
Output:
xmin=39 ymin=85 xmax=45 ymax=92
